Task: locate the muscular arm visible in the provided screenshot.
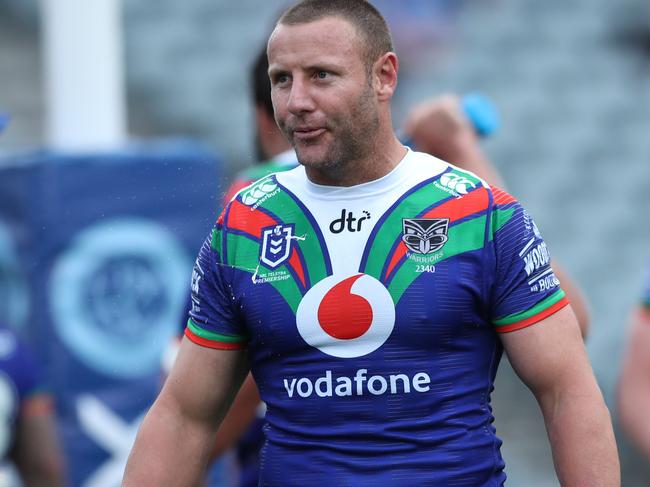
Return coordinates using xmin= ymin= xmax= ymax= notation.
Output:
xmin=404 ymin=94 xmax=590 ymax=337
xmin=123 ymin=337 xmax=249 ymax=486
xmin=11 ymin=396 xmax=65 ymax=487
xmin=501 ymin=306 xmax=619 ymax=485
xmin=617 ymin=306 xmax=650 ymax=459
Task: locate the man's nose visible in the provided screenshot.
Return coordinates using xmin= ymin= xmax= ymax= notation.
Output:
xmin=287 ymin=78 xmax=315 ymax=114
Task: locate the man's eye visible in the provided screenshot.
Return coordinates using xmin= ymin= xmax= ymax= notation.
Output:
xmin=274 ymin=74 xmax=289 ymax=85
xmin=316 ymin=71 xmax=328 ymax=79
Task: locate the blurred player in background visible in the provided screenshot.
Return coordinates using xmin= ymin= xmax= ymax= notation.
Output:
xmin=617 ymin=258 xmax=650 ymax=459
xmin=0 ymin=322 xmax=65 ymax=486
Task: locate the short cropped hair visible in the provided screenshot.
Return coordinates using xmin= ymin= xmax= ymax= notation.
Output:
xmin=277 ymin=0 xmax=394 ymax=70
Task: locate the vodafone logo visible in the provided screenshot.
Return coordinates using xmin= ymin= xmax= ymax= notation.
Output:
xmin=296 ymin=274 xmax=395 ymax=358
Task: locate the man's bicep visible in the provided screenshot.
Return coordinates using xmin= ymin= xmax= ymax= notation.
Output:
xmin=162 ymin=336 xmax=250 ymax=426
xmin=500 ymin=305 xmax=588 ymax=395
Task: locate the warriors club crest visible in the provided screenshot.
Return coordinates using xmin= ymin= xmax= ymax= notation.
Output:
xmin=402 ymin=218 xmax=449 ymax=255
xmin=260 ymin=224 xmax=295 ymax=268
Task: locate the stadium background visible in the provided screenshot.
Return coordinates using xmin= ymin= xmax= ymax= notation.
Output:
xmin=1 ymin=0 xmax=649 ymax=485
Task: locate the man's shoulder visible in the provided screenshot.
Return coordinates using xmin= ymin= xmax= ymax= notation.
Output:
xmin=406 ymin=150 xmax=490 ymax=201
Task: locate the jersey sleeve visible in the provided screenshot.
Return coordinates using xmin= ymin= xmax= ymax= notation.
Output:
xmin=185 ymin=212 xmax=249 ymax=350
xmin=488 ymin=187 xmax=569 ymax=333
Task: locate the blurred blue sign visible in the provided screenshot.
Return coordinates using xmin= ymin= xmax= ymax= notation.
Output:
xmin=0 ymin=141 xmax=221 ymax=486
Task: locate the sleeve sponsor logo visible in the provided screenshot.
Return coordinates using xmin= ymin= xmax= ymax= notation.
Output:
xmin=519 ymin=236 xmax=559 ymax=292
xmin=528 ymin=269 xmax=560 ymax=292
xmin=520 ymin=238 xmax=550 ymax=277
xmin=190 ymin=261 xmax=203 ymax=315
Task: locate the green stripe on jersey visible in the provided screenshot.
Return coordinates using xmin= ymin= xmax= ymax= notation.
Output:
xmin=491 ymin=207 xmax=516 ymax=236
xmin=211 ymin=226 xmax=222 ymax=252
xmin=493 ymin=289 xmax=566 ymax=326
xmin=187 ymin=318 xmax=248 ymax=343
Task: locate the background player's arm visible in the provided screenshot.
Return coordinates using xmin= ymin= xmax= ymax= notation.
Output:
xmin=123 ymin=337 xmax=249 ymax=486
xmin=617 ymin=306 xmax=650 ymax=459
xmin=403 ymin=93 xmax=507 ymax=187
xmin=10 ymin=395 xmax=65 ymax=487
xmin=404 ymin=94 xmax=590 ymax=337
xmin=500 ymin=306 xmax=619 ymax=486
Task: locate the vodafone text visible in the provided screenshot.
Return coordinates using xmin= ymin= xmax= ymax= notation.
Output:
xmin=283 ymin=368 xmax=431 ymax=398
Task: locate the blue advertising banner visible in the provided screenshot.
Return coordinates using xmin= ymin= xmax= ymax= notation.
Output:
xmin=0 ymin=141 xmax=223 ymax=486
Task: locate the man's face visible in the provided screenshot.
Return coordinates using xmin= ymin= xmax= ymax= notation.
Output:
xmin=267 ymin=17 xmax=380 ymax=172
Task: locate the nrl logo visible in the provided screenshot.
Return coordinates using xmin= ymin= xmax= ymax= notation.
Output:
xmin=241 ymin=178 xmax=279 ymax=207
xmin=402 ymin=218 xmax=449 ymax=255
xmin=260 ymin=224 xmax=295 ymax=269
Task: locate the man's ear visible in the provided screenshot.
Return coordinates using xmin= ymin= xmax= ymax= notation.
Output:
xmin=374 ymin=52 xmax=398 ymax=102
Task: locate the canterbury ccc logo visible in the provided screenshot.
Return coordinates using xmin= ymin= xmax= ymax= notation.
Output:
xmin=439 ymin=173 xmax=476 ymax=195
xmin=241 ymin=178 xmax=278 ymax=206
xmin=296 ymin=274 xmax=395 ymax=358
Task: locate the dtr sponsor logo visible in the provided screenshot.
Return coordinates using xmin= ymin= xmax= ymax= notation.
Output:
xmin=329 ymin=209 xmax=371 ymax=234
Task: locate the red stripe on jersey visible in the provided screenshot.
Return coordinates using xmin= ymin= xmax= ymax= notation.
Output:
xmin=384 ymin=187 xmax=489 ymax=280
xmin=496 ymin=296 xmax=570 ymax=333
xmin=491 ymin=186 xmax=517 ymax=206
xmin=287 ymin=250 xmax=307 ymax=288
xmin=185 ymin=328 xmax=247 ymax=350
xmin=226 ymin=200 xmax=278 ymax=238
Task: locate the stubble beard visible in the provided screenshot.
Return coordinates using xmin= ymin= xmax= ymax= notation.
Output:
xmin=285 ymin=86 xmax=380 ymax=180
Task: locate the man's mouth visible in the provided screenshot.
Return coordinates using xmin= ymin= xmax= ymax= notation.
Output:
xmin=292 ymin=127 xmax=326 ymax=141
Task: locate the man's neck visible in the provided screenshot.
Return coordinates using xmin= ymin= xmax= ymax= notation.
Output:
xmin=305 ymin=133 xmax=407 ymax=187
